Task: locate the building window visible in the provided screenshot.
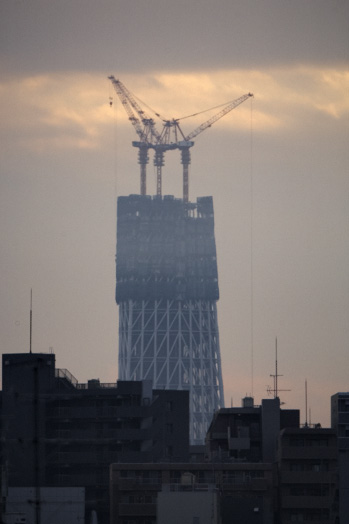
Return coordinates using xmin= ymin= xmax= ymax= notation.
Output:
xmin=338 ymin=399 xmax=349 ymax=412
xmin=290 ymin=485 xmax=328 ymax=496
xmin=166 ymin=401 xmax=173 ymax=412
xmin=170 ymin=470 xmax=181 ymax=483
xmin=290 ymin=438 xmax=304 ymax=447
xmin=290 ymin=463 xmax=304 ymax=472
xmin=311 ymin=462 xmax=329 ymax=472
xmin=307 ymin=438 xmax=328 ymax=447
xmin=290 ymin=513 xmax=304 ymax=522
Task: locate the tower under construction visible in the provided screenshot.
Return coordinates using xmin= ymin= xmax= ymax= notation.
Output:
xmin=110 ymin=76 xmax=252 ymax=444
xmin=116 ymin=194 xmax=224 ymax=444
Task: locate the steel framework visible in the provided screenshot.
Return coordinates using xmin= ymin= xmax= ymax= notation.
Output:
xmin=116 ymin=195 xmax=225 ymax=444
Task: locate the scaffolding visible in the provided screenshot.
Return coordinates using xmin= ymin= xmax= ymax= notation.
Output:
xmin=116 ymin=195 xmax=224 ymax=444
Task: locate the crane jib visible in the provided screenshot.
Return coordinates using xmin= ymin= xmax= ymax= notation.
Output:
xmin=108 ymin=75 xmax=253 ymax=202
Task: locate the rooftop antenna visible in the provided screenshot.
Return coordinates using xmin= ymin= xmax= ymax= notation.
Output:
xmin=30 ymin=288 xmax=33 ymax=354
xmin=266 ymin=337 xmax=291 ymax=403
xmin=305 ymin=378 xmax=308 ymax=427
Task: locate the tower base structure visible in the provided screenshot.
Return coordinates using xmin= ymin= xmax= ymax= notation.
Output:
xmin=116 ymin=195 xmax=224 ymax=444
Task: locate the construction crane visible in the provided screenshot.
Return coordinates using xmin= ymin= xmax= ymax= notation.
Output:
xmin=108 ymin=75 xmax=161 ymax=195
xmin=109 ymin=75 xmax=253 ymax=201
xmin=160 ymin=92 xmax=253 ymax=201
xmin=109 ymin=76 xmax=180 ymax=197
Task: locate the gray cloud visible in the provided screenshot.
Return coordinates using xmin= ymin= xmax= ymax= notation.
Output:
xmin=1 ymin=0 xmax=348 ymax=76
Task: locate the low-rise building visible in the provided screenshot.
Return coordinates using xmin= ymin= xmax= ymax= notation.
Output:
xmin=1 ymin=353 xmax=189 ymax=524
xmin=278 ymin=427 xmax=338 ymax=524
xmin=206 ymin=396 xmax=299 ymax=463
xmin=110 ymin=462 xmax=275 ymax=524
xmin=331 ymin=392 xmax=349 ymax=523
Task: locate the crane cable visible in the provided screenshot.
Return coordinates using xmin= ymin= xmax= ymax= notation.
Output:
xmin=250 ymin=95 xmax=255 ymax=398
xmin=133 ymin=90 xmax=248 ymax=124
xmin=132 ymin=92 xmax=163 ymax=120
xmin=176 ymin=98 xmax=244 ymax=122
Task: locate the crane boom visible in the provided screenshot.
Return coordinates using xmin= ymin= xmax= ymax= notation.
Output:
xmin=177 ymin=92 xmax=253 ymax=202
xmin=108 ymin=75 xmax=253 ymax=202
xmin=108 ymin=76 xmax=161 ymax=143
xmin=184 ymin=92 xmax=253 ymax=142
xmin=109 ymin=75 xmax=163 ymax=194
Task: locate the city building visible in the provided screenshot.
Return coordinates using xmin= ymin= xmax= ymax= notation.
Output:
xmin=331 ymin=392 xmax=349 ymax=523
xmin=109 ymin=398 xmax=303 ymax=524
xmin=1 ymin=353 xmax=189 ymax=524
xmin=206 ymin=397 xmax=300 ymax=463
xmin=157 ymin=483 xmax=220 ymax=524
xmin=116 ymin=194 xmax=224 ymax=444
xmin=5 ymin=487 xmax=85 ymax=524
xmin=277 ymin=427 xmax=338 ymax=524
xmin=110 ymin=462 xmax=275 ymax=524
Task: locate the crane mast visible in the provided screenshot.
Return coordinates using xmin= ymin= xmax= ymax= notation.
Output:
xmin=174 ymin=92 xmax=253 ymax=202
xmin=108 ymin=76 xmax=160 ymax=195
xmin=109 ymin=75 xmax=253 ymax=201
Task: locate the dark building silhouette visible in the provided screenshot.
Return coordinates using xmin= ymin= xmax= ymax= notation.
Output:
xmin=109 ymin=397 xmax=298 ymax=523
xmin=110 ymin=462 xmax=275 ymax=524
xmin=278 ymin=427 xmax=338 ymax=524
xmin=109 ymin=398 xmax=340 ymax=523
xmin=331 ymin=392 xmax=349 ymax=523
xmin=116 ymin=194 xmax=224 ymax=444
xmin=205 ymin=397 xmax=300 ymax=463
xmin=1 ymin=354 xmax=340 ymax=523
xmin=1 ymin=353 xmax=189 ymax=524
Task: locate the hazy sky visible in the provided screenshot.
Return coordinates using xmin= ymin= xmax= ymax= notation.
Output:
xmin=1 ymin=0 xmax=348 ymax=426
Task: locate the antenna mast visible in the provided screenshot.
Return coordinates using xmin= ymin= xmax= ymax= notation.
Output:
xmin=270 ymin=338 xmax=281 ymax=398
xmin=267 ymin=337 xmax=291 ymax=401
xmin=30 ymin=289 xmax=33 ymax=354
xmin=305 ymin=378 xmax=308 ymax=427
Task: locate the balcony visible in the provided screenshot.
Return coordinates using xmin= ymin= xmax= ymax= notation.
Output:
xmin=118 ymin=503 xmax=156 ymax=516
xmin=228 ymin=437 xmax=250 ymax=450
xmin=280 ymin=447 xmax=337 ymax=460
xmin=281 ymin=495 xmax=332 ymax=509
xmin=222 ymin=477 xmax=269 ymax=492
xmin=280 ymin=471 xmax=335 ymax=484
xmin=48 ymin=451 xmax=120 ymax=465
xmin=118 ymin=479 xmax=161 ymax=491
xmin=282 ymin=517 xmax=331 ymax=524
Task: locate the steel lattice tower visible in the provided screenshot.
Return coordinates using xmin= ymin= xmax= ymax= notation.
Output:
xmin=116 ymin=194 xmax=224 ymax=444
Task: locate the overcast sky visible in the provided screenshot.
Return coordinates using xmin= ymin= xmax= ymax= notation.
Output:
xmin=1 ymin=0 xmax=348 ymax=426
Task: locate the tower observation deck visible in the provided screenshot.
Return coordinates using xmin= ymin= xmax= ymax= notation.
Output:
xmin=116 ymin=194 xmax=224 ymax=444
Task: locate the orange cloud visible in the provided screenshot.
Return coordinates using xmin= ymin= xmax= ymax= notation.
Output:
xmin=1 ymin=67 xmax=347 ymax=154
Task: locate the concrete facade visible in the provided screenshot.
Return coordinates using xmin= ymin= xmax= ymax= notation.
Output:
xmin=205 ymin=397 xmax=300 ymax=463
xmin=110 ymin=462 xmax=275 ymax=524
xmin=5 ymin=487 xmax=85 ymax=524
xmin=278 ymin=427 xmax=338 ymax=524
xmin=331 ymin=392 xmax=349 ymax=524
xmin=1 ymin=353 xmax=189 ymax=524
xmin=157 ymin=489 xmax=219 ymax=524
